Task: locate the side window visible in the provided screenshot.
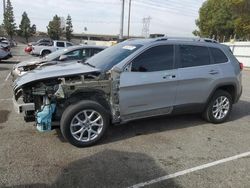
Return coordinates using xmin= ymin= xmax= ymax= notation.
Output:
xmin=65 ymin=49 xmax=82 ymax=60
xmin=210 ymin=47 xmax=228 ymax=64
xmin=57 ymin=42 xmax=65 ymax=47
xmin=131 ymin=45 xmax=174 ymax=72
xmin=92 ymin=48 xmax=103 ymax=56
xmin=66 ymin=42 xmax=73 ymax=47
xmin=82 ymin=49 xmax=92 ymax=57
xmin=179 ymin=45 xmax=210 ymax=68
xmin=38 ymin=42 xmax=51 ymax=46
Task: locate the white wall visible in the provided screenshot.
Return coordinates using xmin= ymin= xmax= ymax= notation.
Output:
xmin=223 ymin=42 xmax=250 ymax=67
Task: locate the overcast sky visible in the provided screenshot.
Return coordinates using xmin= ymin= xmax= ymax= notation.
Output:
xmin=0 ymin=0 xmax=205 ymax=37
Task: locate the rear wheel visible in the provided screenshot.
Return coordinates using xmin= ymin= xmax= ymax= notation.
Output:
xmin=41 ymin=50 xmax=51 ymax=57
xmin=203 ymin=90 xmax=233 ymax=124
xmin=60 ymin=100 xmax=109 ymax=147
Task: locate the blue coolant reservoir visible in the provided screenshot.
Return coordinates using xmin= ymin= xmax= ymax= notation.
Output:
xmin=36 ymin=103 xmax=56 ymax=132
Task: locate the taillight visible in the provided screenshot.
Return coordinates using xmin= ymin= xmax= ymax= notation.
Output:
xmin=2 ymin=47 xmax=9 ymax=52
xmin=239 ymin=62 xmax=244 ymax=71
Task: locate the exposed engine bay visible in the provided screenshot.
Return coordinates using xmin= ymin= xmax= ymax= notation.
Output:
xmin=13 ymin=70 xmax=121 ymax=131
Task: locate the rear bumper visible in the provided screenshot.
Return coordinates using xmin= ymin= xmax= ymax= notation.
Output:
xmin=13 ymin=97 xmax=35 ymax=114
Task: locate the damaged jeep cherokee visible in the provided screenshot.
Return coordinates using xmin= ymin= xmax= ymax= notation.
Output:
xmin=13 ymin=37 xmax=242 ymax=147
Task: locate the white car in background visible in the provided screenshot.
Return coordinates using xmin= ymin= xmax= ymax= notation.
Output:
xmin=31 ymin=40 xmax=74 ymax=56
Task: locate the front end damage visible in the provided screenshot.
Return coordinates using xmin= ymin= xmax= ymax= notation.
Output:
xmin=13 ymin=70 xmax=121 ymax=132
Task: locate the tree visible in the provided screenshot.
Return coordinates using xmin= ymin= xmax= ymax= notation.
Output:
xmin=65 ymin=14 xmax=73 ymax=41
xmin=30 ymin=24 xmax=37 ymax=35
xmin=3 ymin=0 xmax=16 ymax=39
xmin=231 ymin=0 xmax=250 ymax=40
xmin=47 ymin=15 xmax=62 ymax=40
xmin=0 ymin=25 xmax=6 ymax=36
xmin=195 ymin=0 xmax=234 ymax=41
xmin=19 ymin=12 xmax=31 ymax=42
xmin=195 ymin=0 xmax=250 ymax=41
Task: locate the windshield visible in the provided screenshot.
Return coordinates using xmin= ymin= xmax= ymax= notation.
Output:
xmin=87 ymin=42 xmax=143 ymax=71
xmin=44 ymin=48 xmax=71 ymax=61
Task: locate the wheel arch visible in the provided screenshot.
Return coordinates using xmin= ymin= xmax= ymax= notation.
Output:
xmin=206 ymin=83 xmax=237 ymax=105
xmin=66 ymin=89 xmax=112 ymax=115
xmin=40 ymin=49 xmax=51 ymax=56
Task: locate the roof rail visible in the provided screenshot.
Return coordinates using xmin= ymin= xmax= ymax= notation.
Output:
xmin=155 ymin=37 xmax=218 ymax=43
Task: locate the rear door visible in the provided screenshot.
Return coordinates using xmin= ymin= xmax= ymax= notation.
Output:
xmin=119 ymin=45 xmax=178 ymax=119
xmin=175 ymin=44 xmax=222 ymax=106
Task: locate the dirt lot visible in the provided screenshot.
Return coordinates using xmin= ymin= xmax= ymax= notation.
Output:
xmin=0 ymin=46 xmax=250 ymax=188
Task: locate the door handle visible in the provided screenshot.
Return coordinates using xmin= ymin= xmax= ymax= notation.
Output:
xmin=209 ymin=70 xmax=219 ymax=75
xmin=163 ymin=75 xmax=176 ymax=79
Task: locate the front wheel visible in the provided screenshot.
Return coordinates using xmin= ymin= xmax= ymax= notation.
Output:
xmin=203 ymin=90 xmax=233 ymax=124
xmin=60 ymin=100 xmax=109 ymax=147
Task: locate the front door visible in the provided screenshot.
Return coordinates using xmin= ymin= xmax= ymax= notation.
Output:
xmin=119 ymin=45 xmax=178 ymax=120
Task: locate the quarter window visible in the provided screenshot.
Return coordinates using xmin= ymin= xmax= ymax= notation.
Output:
xmin=66 ymin=42 xmax=73 ymax=47
xmin=210 ymin=47 xmax=228 ymax=64
xmin=179 ymin=45 xmax=210 ymax=68
xmin=131 ymin=45 xmax=174 ymax=72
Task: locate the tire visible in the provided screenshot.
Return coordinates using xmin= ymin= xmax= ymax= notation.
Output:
xmin=60 ymin=100 xmax=109 ymax=147
xmin=203 ymin=90 xmax=233 ymax=124
xmin=41 ymin=50 xmax=51 ymax=57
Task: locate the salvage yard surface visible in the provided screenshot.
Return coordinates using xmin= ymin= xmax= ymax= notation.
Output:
xmin=0 ymin=46 xmax=250 ymax=188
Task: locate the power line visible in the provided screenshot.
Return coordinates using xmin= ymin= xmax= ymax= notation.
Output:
xmin=134 ymin=1 xmax=199 ymax=17
xmin=144 ymin=0 xmax=201 ymax=12
xmin=134 ymin=0 xmax=201 ymax=16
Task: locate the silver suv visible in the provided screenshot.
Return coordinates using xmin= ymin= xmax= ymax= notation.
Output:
xmin=13 ymin=37 xmax=243 ymax=147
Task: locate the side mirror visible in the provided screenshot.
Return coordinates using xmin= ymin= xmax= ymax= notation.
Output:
xmin=59 ymin=55 xmax=68 ymax=61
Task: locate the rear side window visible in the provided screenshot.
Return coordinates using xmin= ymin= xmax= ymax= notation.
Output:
xmin=66 ymin=42 xmax=73 ymax=47
xmin=179 ymin=45 xmax=210 ymax=68
xmin=92 ymin=48 xmax=103 ymax=56
xmin=131 ymin=45 xmax=174 ymax=72
xmin=210 ymin=47 xmax=228 ymax=64
xmin=57 ymin=42 xmax=65 ymax=47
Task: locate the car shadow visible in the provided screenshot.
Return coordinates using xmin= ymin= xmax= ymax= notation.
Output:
xmin=103 ymin=114 xmax=206 ymax=145
xmin=2 ymin=150 xmax=182 ymax=188
xmin=0 ymin=60 xmax=19 ymax=64
xmin=103 ymin=100 xmax=250 ymax=145
xmin=54 ymin=100 xmax=250 ymax=145
xmin=230 ymin=100 xmax=250 ymax=121
xmin=0 ymin=67 xmax=10 ymax=71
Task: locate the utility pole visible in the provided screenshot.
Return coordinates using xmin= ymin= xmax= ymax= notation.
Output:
xmin=3 ymin=0 xmax=5 ymax=14
xmin=119 ymin=0 xmax=125 ymax=41
xmin=142 ymin=16 xmax=151 ymax=38
xmin=127 ymin=0 xmax=132 ymax=38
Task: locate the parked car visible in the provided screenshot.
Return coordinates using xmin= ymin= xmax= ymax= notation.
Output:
xmin=25 ymin=39 xmax=53 ymax=54
xmin=28 ymin=38 xmax=53 ymax=46
xmin=0 ymin=37 xmax=17 ymax=47
xmin=13 ymin=37 xmax=242 ymax=147
xmin=0 ymin=43 xmax=12 ymax=60
xmin=12 ymin=45 xmax=106 ymax=80
xmin=31 ymin=40 xmax=74 ymax=56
